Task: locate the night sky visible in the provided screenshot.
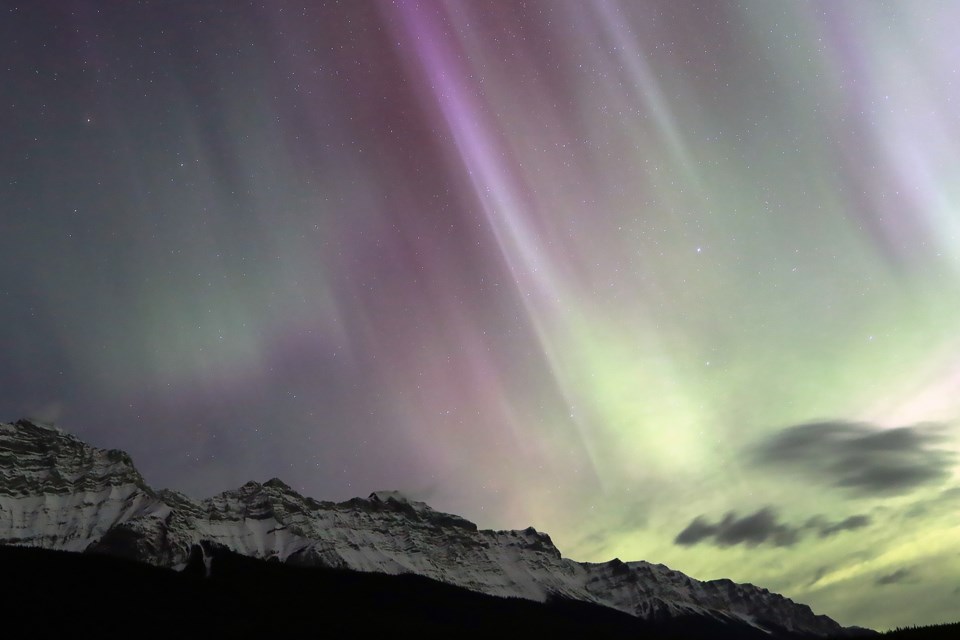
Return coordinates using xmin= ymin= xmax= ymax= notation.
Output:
xmin=2 ymin=0 xmax=959 ymax=630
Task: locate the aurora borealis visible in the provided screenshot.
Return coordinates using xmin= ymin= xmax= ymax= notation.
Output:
xmin=2 ymin=0 xmax=959 ymax=629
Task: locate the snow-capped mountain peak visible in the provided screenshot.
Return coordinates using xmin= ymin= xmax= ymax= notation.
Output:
xmin=0 ymin=419 xmax=856 ymax=637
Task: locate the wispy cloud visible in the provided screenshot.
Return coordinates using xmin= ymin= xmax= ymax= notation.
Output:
xmin=875 ymin=568 xmax=915 ymax=586
xmin=754 ymin=421 xmax=955 ymax=496
xmin=674 ymin=507 xmax=871 ymax=548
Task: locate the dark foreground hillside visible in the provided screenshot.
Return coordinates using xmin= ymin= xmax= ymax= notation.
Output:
xmin=1 ymin=544 xmax=863 ymax=639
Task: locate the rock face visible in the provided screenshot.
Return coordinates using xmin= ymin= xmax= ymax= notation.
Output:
xmin=0 ymin=419 xmax=848 ymax=637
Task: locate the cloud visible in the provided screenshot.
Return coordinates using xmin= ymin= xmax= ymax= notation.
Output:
xmin=755 ymin=421 xmax=955 ymax=496
xmin=875 ymin=568 xmax=914 ymax=586
xmin=672 ymin=508 xmax=800 ymax=547
xmin=818 ymin=514 xmax=871 ymax=537
xmin=675 ymin=507 xmax=872 ymax=548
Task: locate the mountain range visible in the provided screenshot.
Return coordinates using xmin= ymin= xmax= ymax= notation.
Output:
xmin=0 ymin=418 xmax=874 ymax=637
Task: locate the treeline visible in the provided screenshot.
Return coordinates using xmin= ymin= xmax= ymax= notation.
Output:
xmin=881 ymin=621 xmax=960 ymax=639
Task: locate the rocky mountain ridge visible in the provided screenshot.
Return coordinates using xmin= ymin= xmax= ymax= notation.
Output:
xmin=0 ymin=419 xmax=859 ymax=637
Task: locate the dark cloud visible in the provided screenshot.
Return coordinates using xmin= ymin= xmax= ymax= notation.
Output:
xmin=705 ymin=508 xmax=802 ymax=547
xmin=675 ymin=507 xmax=872 ymax=548
xmin=875 ymin=568 xmax=914 ymax=586
xmin=818 ymin=514 xmax=871 ymax=537
xmin=755 ymin=421 xmax=955 ymax=496
xmin=675 ymin=516 xmax=726 ymax=546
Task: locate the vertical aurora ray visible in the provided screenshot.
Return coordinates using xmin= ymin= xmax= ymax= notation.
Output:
xmin=387 ymin=0 xmax=607 ymax=482
xmin=385 ymin=0 xmax=721 ymax=496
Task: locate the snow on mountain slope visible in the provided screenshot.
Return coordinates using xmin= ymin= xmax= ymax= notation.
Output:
xmin=0 ymin=420 xmax=168 ymax=551
xmin=0 ymin=419 xmax=848 ymax=637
